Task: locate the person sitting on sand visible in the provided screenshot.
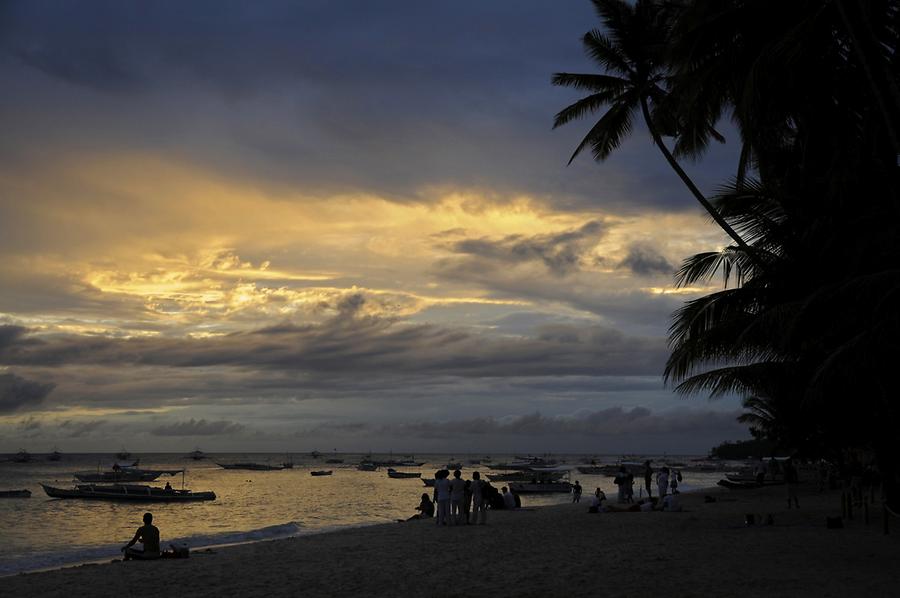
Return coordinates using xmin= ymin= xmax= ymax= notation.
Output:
xmin=407 ymin=493 xmax=434 ymax=520
xmin=164 ymin=481 xmax=172 ymax=491
xmin=660 ymin=492 xmax=682 ymax=512
xmin=589 ymin=488 xmax=607 ymax=513
xmin=121 ymin=512 xmax=161 ymax=560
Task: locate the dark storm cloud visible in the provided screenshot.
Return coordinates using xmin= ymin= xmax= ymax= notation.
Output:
xmin=0 ymin=317 xmax=665 ymax=379
xmin=0 ymin=0 xmax=739 ymax=210
xmin=151 ymin=418 xmax=245 ymax=437
xmin=618 ymin=243 xmax=675 ymax=277
xmin=58 ymin=419 xmax=106 ymax=438
xmin=309 ymin=407 xmax=746 ymax=439
xmin=0 ymin=372 xmax=55 ymax=413
xmin=445 ymin=221 xmax=605 ymax=276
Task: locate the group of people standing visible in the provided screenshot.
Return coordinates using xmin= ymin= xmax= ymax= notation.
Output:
xmin=609 ymin=461 xmax=682 ymax=504
xmin=412 ymin=469 xmax=519 ymax=525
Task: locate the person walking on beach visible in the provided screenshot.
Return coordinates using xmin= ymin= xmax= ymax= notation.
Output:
xmin=121 ymin=512 xmax=160 ymax=560
xmin=643 ymin=460 xmax=653 ymax=498
xmin=657 ymin=467 xmax=669 ymax=500
xmin=625 ymin=471 xmax=635 ymax=503
xmin=614 ymin=466 xmax=628 ymax=503
xmin=471 ymin=471 xmax=487 ymax=525
xmin=433 ymin=470 xmax=451 ymax=526
xmin=449 ymin=469 xmax=466 ymax=525
xmin=572 ymin=480 xmax=582 ymax=503
xmin=784 ymin=458 xmax=800 ymax=509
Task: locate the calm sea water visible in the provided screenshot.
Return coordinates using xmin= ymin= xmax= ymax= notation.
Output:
xmin=0 ymin=453 xmax=727 ymax=575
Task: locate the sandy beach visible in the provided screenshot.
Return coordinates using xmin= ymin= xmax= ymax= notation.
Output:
xmin=3 ymin=485 xmax=898 ymax=597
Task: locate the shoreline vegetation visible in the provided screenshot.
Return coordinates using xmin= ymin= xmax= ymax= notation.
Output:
xmin=3 ymin=485 xmax=898 ymax=597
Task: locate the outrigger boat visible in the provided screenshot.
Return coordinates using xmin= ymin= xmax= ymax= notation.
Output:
xmin=74 ymin=467 xmax=184 ymax=483
xmin=41 ymin=483 xmax=216 ymax=502
xmin=387 ymin=468 xmax=421 ymax=479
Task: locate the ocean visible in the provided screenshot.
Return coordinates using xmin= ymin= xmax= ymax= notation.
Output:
xmin=0 ymin=452 xmax=727 ymax=576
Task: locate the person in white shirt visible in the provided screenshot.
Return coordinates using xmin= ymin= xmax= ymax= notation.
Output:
xmin=657 ymin=467 xmax=669 ymax=500
xmin=471 ymin=471 xmax=487 ymax=525
xmin=501 ymin=486 xmax=516 ymax=509
xmin=449 ymin=469 xmax=466 ymax=525
xmin=433 ymin=470 xmax=451 ymax=526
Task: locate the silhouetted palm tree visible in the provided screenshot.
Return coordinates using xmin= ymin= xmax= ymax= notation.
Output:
xmin=552 ymin=0 xmax=754 ymax=256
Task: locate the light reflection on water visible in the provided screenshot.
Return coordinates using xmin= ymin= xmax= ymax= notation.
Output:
xmin=0 ymin=453 xmax=725 ymax=575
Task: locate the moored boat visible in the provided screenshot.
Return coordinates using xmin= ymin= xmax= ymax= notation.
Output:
xmin=325 ymin=458 xmax=344 ymax=464
xmin=47 ymin=448 xmax=62 ymax=461
xmin=0 ymin=489 xmax=32 ymax=498
xmin=41 ymin=483 xmax=216 ymax=502
xmin=310 ymin=470 xmax=333 ymax=476
xmin=387 ymin=468 xmax=421 ymax=479
xmin=357 ymin=462 xmax=378 ymax=471
xmin=116 ymin=449 xmax=132 ymax=461
xmin=73 ymin=468 xmax=183 ymax=483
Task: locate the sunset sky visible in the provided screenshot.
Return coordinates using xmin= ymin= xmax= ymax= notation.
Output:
xmin=0 ymin=1 xmax=750 ymax=453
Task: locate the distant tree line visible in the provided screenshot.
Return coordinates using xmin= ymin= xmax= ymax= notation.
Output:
xmin=708 ymin=439 xmax=780 ymax=461
xmin=554 ymin=0 xmax=900 ymax=504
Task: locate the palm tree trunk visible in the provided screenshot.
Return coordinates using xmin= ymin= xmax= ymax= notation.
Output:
xmin=639 ymin=96 xmax=759 ymax=262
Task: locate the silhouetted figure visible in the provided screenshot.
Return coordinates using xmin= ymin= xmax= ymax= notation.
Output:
xmin=784 ymin=459 xmax=800 ymax=509
xmin=471 ymin=472 xmax=487 ymax=525
xmin=643 ymin=460 xmax=653 ymax=498
xmin=122 ymin=512 xmax=160 ymax=560
xmin=572 ymin=480 xmax=582 ymax=503
xmin=408 ymin=493 xmax=434 ymax=520
xmin=626 ymin=471 xmax=635 ymax=502
xmin=614 ymin=466 xmax=629 ymax=503
xmin=755 ymin=458 xmax=767 ymax=484
xmin=462 ymin=479 xmax=472 ymax=524
xmin=164 ymin=481 xmax=172 ymax=491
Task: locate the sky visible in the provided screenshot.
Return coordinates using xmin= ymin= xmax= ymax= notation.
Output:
xmin=0 ymin=1 xmax=750 ymax=454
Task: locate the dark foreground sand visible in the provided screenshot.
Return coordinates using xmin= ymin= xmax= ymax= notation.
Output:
xmin=3 ymin=485 xmax=898 ymax=597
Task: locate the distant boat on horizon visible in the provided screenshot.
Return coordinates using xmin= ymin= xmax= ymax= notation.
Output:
xmin=187 ymin=448 xmax=207 ymax=460
xmin=47 ymin=448 xmax=62 ymax=462
xmin=115 ymin=448 xmax=132 ymax=460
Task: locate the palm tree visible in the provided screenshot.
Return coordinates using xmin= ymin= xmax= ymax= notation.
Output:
xmin=551 ymin=0 xmax=755 ymax=257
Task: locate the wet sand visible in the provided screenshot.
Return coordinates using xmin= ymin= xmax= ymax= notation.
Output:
xmin=3 ymin=485 xmax=898 ymax=597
